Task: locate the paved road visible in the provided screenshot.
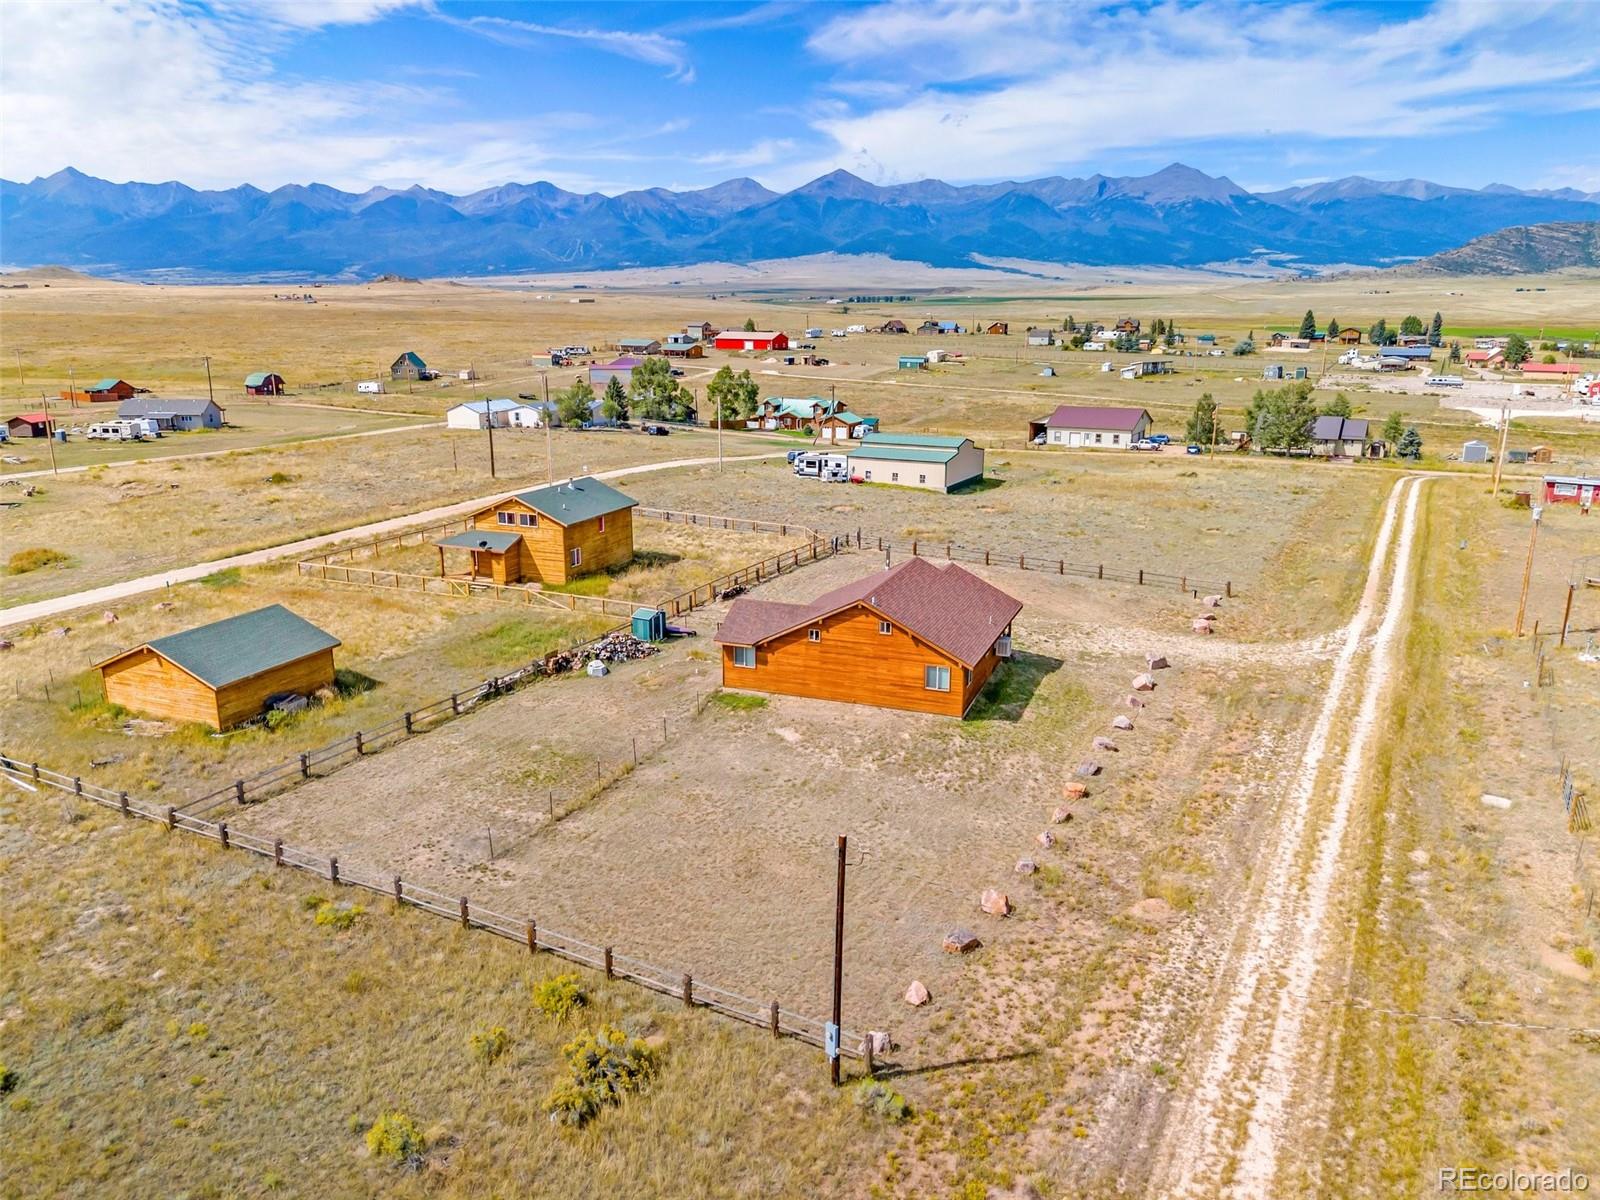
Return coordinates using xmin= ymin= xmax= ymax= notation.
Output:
xmin=1 ymin=451 xmax=783 ymax=629
xmin=1 ymin=419 xmax=441 ymax=481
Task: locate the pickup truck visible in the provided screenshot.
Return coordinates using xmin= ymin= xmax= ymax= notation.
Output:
xmin=1129 ymin=439 xmax=1161 ymax=452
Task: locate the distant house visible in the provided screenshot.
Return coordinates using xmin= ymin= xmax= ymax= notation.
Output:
xmin=1262 ymin=364 xmax=1285 ymax=381
xmin=753 ymin=396 xmax=836 ymax=431
xmin=985 ymin=321 xmax=1009 ymax=335
xmin=817 ymin=411 xmax=878 ymax=442
xmin=714 ymin=330 xmax=789 ymax=352
xmin=1465 ymin=349 xmax=1503 ymax=368
xmin=1028 ymin=404 xmax=1151 ymax=449
xmin=117 ymin=397 xmax=225 ymax=431
xmin=715 ymin=556 xmax=1022 ymax=717
xmin=922 ymin=321 xmax=964 ymax=335
xmin=1114 ymin=318 xmax=1140 ymax=335
xmin=434 ymin=477 xmax=637 ymax=585
xmin=1025 ymin=327 xmax=1057 ymax=347
xmin=445 ymin=397 xmax=541 ymax=430
xmin=1382 ymin=345 xmax=1433 ymax=363
xmin=661 ymin=341 xmax=705 ymax=359
xmin=847 ymin=431 xmax=984 ymax=493
xmin=685 ymin=321 xmax=719 ymax=341
xmin=96 ymin=605 xmax=340 ymax=731
xmin=1309 ymin=416 xmax=1370 ymax=458
xmin=878 ymin=319 xmax=909 ymax=334
xmin=60 ymin=378 xmax=138 ymax=405
xmin=244 ymin=371 xmax=285 ymax=396
xmin=1120 ymin=360 xmax=1173 ymax=379
xmin=898 ymin=354 xmax=927 ymax=370
xmin=1542 ymin=474 xmax=1597 ymax=507
xmin=1460 ymin=439 xmax=1490 ymax=463
xmin=6 ymin=411 xmax=55 ymax=438
xmin=1268 ymin=332 xmax=1290 ymax=347
xmin=1337 ymin=328 xmax=1363 ymax=345
xmin=618 ymin=338 xmax=662 ymax=355
xmin=391 ymin=351 xmax=431 ymax=380
xmin=1197 ymin=334 xmax=1216 ymax=345
xmin=588 ymin=357 xmax=641 ymax=389
xmin=1519 ymin=362 xmax=1584 ymax=377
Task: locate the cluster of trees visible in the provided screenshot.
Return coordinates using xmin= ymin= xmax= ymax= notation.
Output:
xmin=706 ymin=365 xmax=761 ymax=422
xmin=553 ymin=355 xmax=700 ymax=427
xmin=1363 ymin=311 xmax=1445 ymax=348
xmin=1504 ymin=333 xmax=1532 ymax=366
xmin=1184 ymin=386 xmax=1424 ymax=459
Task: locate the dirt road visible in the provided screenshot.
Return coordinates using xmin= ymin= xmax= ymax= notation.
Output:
xmin=1147 ymin=474 xmax=1425 ymax=1197
xmin=0 ymin=451 xmax=782 ymax=629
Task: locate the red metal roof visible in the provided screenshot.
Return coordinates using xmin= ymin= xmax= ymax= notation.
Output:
xmin=1519 ymin=362 xmax=1583 ymax=374
xmin=10 ymin=411 xmax=50 ymax=422
xmin=715 ymin=557 xmax=1022 ymax=667
xmin=1039 ymin=404 xmax=1150 ymax=431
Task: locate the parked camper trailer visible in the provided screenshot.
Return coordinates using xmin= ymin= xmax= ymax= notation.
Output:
xmin=356 ymin=380 xmax=384 ymax=394
xmin=1425 ymin=375 xmax=1465 ymax=388
xmin=793 ymin=452 xmax=850 ymax=482
xmin=85 ymin=420 xmax=145 ymax=441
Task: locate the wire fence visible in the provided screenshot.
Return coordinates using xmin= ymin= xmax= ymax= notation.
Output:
xmin=0 ymin=754 xmax=869 ymax=1064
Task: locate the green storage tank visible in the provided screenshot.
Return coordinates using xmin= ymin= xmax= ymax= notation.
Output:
xmin=631 ymin=607 xmax=666 ymax=642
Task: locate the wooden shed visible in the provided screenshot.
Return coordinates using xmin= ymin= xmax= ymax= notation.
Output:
xmin=715 ymin=557 xmax=1022 ymax=717
xmin=244 ymin=371 xmax=285 ymax=395
xmin=97 ymin=605 xmax=340 ymax=730
xmin=436 ymin=476 xmax=637 ymax=585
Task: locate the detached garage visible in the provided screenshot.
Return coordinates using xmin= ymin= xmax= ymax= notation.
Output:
xmin=97 ymin=605 xmax=340 ymax=730
xmin=847 ymin=432 xmax=985 ymax=493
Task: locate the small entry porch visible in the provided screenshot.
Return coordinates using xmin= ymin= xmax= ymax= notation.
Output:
xmin=434 ymin=529 xmax=522 ymax=584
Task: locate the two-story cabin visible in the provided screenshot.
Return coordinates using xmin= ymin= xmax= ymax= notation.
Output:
xmin=434 ymin=477 xmax=637 ymax=586
xmin=714 ymin=557 xmax=1022 ymax=717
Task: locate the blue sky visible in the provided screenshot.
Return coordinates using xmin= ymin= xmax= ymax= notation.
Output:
xmin=5 ymin=0 xmax=1598 ymax=195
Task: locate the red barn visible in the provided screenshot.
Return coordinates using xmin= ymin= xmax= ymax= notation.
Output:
xmin=1542 ymin=475 xmax=1597 ymax=508
xmin=714 ymin=330 xmax=789 ymax=352
xmin=244 ymin=372 xmax=285 ymax=395
xmin=1518 ymin=362 xmax=1584 ymax=376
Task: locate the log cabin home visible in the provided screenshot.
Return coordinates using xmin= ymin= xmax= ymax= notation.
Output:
xmin=715 ymin=557 xmax=1022 ymax=717
xmin=434 ymin=476 xmax=637 ymax=585
xmin=96 ymin=605 xmax=340 ymax=730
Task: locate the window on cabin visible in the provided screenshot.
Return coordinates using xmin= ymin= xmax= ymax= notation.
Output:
xmin=732 ymin=646 xmax=755 ymax=668
xmin=924 ymin=665 xmax=951 ymax=692
xmin=1094 ymin=433 xmax=1103 ymax=444
xmin=808 ymin=628 xmax=821 ymax=642
xmin=497 ymin=511 xmax=514 ymax=525
xmin=597 ymin=515 xmax=606 ymax=532
xmin=1112 ymin=433 xmax=1121 ymax=444
xmin=891 ymin=472 xmax=900 ymax=482
xmin=879 ymin=621 xmax=892 ymax=635
xmin=919 ymin=474 xmax=927 ymax=484
xmin=518 ymin=512 xmax=536 ymax=527
xmin=570 ymin=547 xmax=582 ymax=567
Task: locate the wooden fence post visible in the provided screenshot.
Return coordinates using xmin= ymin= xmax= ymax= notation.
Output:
xmin=1059 ymin=559 xmax=1064 ymax=575
xmin=119 ymin=790 xmax=130 ymax=816
xmin=166 ymin=805 xmax=176 ymax=831
xmin=73 ymin=776 xmax=83 ymax=795
xmin=1227 ymin=580 xmax=1233 ymax=598
xmin=459 ymin=896 xmax=470 ymax=928
xmin=527 ymin=921 xmax=538 ymax=954
xmin=1020 ymin=554 xmax=1025 ymax=570
xmin=1098 ymin=564 xmax=1103 ymax=580
xmin=864 ymin=1037 xmax=875 ymax=1077
xmin=31 ymin=762 xmax=40 ymax=781
xmin=404 ymin=712 xmax=414 ymax=735
xmin=299 ymin=753 xmax=310 ymax=779
xmin=682 ymin=974 xmax=693 ymax=1008
xmin=1138 ymin=568 xmax=1144 ymax=585
xmin=1180 ymin=575 xmax=1186 ymax=593
xmin=218 ymin=822 xmax=229 ymax=850
xmin=451 ymin=693 xmax=460 ymax=716
xmin=392 ymin=874 xmax=402 ymax=902
xmin=329 ymin=856 xmax=339 ymax=884
xmin=274 ymin=838 xmax=284 ymax=867
xmin=770 ymin=1000 xmax=781 ymax=1038
xmin=354 ymin=731 xmax=364 ymax=755
xmin=604 ymin=947 xmax=614 ymax=978
xmin=234 ymin=780 xmax=245 ymax=804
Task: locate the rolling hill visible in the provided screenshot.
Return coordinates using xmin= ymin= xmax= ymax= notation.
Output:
xmin=1404 ymin=220 xmax=1600 ymax=274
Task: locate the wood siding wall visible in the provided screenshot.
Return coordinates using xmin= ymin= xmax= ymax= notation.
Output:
xmin=101 ymin=647 xmax=335 ymax=730
xmin=471 ymin=500 xmax=634 ymax=584
xmin=214 ymin=649 xmax=337 ymax=730
xmin=720 ymin=602 xmax=998 ymax=717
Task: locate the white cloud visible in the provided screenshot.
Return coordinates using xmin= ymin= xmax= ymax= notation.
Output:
xmin=794 ymin=0 xmax=1600 ymax=186
xmin=443 ymin=13 xmax=695 ymax=82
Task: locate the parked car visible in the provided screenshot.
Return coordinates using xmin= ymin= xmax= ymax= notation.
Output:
xmin=1149 ymin=433 xmax=1171 ymax=445
xmin=786 ymin=450 xmax=802 ymax=464
xmin=1129 ymin=439 xmax=1161 ymax=451
xmin=669 ymin=368 xmax=685 ymax=377
xmin=1031 ymin=433 xmax=1046 ymax=445
xmin=642 ymin=423 xmax=671 ymax=436
xmin=1186 ymin=444 xmax=1203 ymax=455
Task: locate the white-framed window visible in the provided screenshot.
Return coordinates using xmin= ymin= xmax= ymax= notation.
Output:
xmin=864 ymin=470 xmax=873 ymax=480
xmin=891 ymin=472 xmax=900 ymax=482
xmin=496 ymin=511 xmax=514 ymax=525
xmin=924 ymin=665 xmax=951 ymax=692
xmin=732 ymin=646 xmax=755 ymax=668
xmin=808 ymin=628 xmax=821 ymax=642
xmin=918 ymin=474 xmax=927 ymax=484
xmin=518 ymin=512 xmax=536 ymax=527
xmin=1112 ymin=433 xmax=1121 ymax=444
xmin=597 ymin=515 xmax=606 ymax=532
xmin=1094 ymin=432 xmax=1103 ymax=444
xmin=879 ymin=620 xmax=892 ymax=635
xmin=570 ymin=547 xmax=582 ymax=567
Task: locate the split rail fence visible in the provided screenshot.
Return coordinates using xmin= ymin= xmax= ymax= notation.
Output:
xmin=0 ymin=755 xmax=867 ymax=1065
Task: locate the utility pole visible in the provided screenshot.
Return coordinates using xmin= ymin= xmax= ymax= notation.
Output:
xmin=1514 ymin=504 xmax=1543 ymax=637
xmin=13 ymin=349 xmax=24 ymax=395
xmin=67 ymin=363 xmax=77 ymax=409
xmin=542 ymin=371 xmax=552 ymax=483
xmin=201 ymin=355 xmax=215 ymax=408
xmin=1491 ymin=405 xmax=1510 ymax=496
xmin=717 ymin=389 xmax=724 ymax=474
xmin=829 ymin=834 xmax=847 ymax=1087
xmin=41 ymin=393 xmax=59 ymax=476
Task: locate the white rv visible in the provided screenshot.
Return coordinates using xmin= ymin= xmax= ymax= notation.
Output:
xmin=793 ymin=452 xmax=850 ymax=482
xmin=356 ymin=380 xmax=384 ymax=394
xmin=85 ymin=420 xmax=145 ymax=441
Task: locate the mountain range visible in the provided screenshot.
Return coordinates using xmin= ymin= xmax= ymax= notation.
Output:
xmin=3 ymin=164 xmax=1597 ymax=280
xmin=1406 ymin=221 xmax=1600 ymax=275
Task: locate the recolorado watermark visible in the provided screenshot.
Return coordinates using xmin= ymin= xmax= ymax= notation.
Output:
xmin=1439 ymin=1167 xmax=1590 ymax=1193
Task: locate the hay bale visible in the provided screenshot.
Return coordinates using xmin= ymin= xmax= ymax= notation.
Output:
xmin=1127 ymin=694 xmax=1147 ymax=708
xmin=1014 ymin=858 xmax=1037 ymax=876
xmin=1035 ymin=830 xmax=1055 ymax=849
xmin=905 ymin=980 xmax=931 ymax=1005
xmin=1203 ymin=594 xmax=1223 ymax=607
xmin=1062 ymin=781 xmax=1089 ymax=800
xmin=1191 ymin=618 xmax=1214 ymax=634
xmin=1146 ymin=654 xmax=1169 ymax=670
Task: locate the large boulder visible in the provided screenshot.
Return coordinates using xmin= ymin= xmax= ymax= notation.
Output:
xmin=943 ymin=928 xmax=981 ymax=954
xmin=1062 ymin=781 xmax=1089 ymax=800
xmin=904 ymin=979 xmax=931 ymax=1005
xmin=1050 ymin=806 xmax=1075 ymax=824
xmin=1132 ymin=673 xmax=1157 ymax=691
xmin=1192 ymin=618 xmax=1214 ymax=634
xmin=1074 ymin=760 xmax=1101 ymax=778
xmin=1014 ymin=858 xmax=1037 ymax=876
xmin=1203 ymin=594 xmax=1224 ymax=607
xmin=1146 ymin=654 xmax=1169 ymax=670
xmin=1035 ymin=830 xmax=1056 ymax=850
xmin=1092 ymin=736 xmax=1119 ymax=752
xmin=1111 ymin=715 xmax=1135 ymax=731
xmin=980 ymin=888 xmax=1012 ymax=917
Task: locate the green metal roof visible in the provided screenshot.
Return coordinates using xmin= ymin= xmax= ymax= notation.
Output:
xmin=830 ymin=410 xmax=864 ymax=423
xmin=862 ymin=432 xmax=968 ymax=450
xmin=436 ymin=529 xmax=522 ymax=553
xmin=131 ymin=605 xmax=339 ymax=689
xmin=89 ymin=378 xmax=124 ymax=391
xmin=509 ymin=476 xmax=637 ymax=525
xmin=848 ymin=444 xmax=959 ymax=464
xmin=244 ymin=372 xmax=278 ymax=386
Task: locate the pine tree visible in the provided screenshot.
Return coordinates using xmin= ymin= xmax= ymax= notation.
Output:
xmin=1396 ymin=426 xmax=1423 ymax=460
xmin=1504 ymin=333 xmax=1531 ymax=366
xmin=1428 ymin=311 xmax=1443 ymax=347
xmin=742 ymin=317 xmax=756 ymax=332
xmin=600 ymin=375 xmax=628 ymax=423
xmin=1382 ymin=411 xmax=1406 ymax=444
xmin=1327 ymin=317 xmax=1341 ymax=339
xmin=1185 ymin=393 xmax=1220 ymax=445
xmin=1299 ymin=309 xmax=1317 ymax=339
xmin=1321 ymin=392 xmax=1352 ymax=418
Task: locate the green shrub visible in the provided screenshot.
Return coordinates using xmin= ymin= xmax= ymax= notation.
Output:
xmin=365 ymin=1111 xmax=425 ymax=1165
xmin=533 ymin=972 xmax=586 ymax=1021
xmin=187 ymin=1022 xmax=209 ymax=1041
xmin=265 ymin=472 xmax=294 ymax=485
xmin=469 ymin=1026 xmax=510 ymax=1066
xmin=312 ymin=901 xmax=365 ymax=930
xmin=7 ymin=548 xmax=69 ymax=575
xmin=542 ymin=1026 xmax=657 ymax=1127
xmin=1576 ymin=945 xmax=1596 ymax=970
xmin=853 ymin=1080 xmax=910 ymax=1123
xmin=0 ymin=1063 xmax=18 ymax=1094
xmin=300 ymin=893 xmax=328 ymax=911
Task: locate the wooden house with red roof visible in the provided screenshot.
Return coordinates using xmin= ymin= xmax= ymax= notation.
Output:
xmin=714 ymin=557 xmax=1022 ymax=717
